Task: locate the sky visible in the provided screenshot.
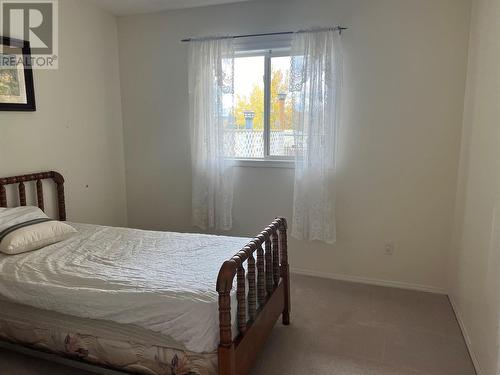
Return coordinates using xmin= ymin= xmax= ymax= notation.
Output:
xmin=223 ymin=55 xmax=290 ymax=117
xmin=234 ymin=55 xmax=290 ymax=98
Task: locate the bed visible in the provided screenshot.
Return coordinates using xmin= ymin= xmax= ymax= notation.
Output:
xmin=0 ymin=171 xmax=291 ymax=375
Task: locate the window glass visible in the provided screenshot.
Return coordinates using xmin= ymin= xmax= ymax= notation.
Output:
xmin=270 ymin=55 xmax=294 ymax=157
xmin=224 ymin=52 xmax=294 ymax=160
xmin=225 ymin=55 xmax=265 ymax=158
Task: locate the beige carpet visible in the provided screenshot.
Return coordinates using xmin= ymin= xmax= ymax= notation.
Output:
xmin=0 ymin=274 xmax=476 ymax=375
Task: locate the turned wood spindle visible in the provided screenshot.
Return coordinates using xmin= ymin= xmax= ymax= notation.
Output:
xmin=218 ymin=291 xmax=232 ymax=346
xmin=265 ymin=238 xmax=273 ymax=295
xmin=237 ymin=263 xmax=247 ymax=334
xmin=247 ymin=253 xmax=256 ymax=321
xmin=55 ymin=181 xmax=66 ymax=221
xmin=0 ymin=185 xmax=6 ymax=207
xmin=18 ymin=182 xmax=26 ymax=206
xmin=279 ymin=228 xmax=289 ymax=269
xmin=257 ymin=245 xmax=265 ymax=307
xmin=36 ymin=180 xmax=44 ymax=212
xmin=216 ymin=259 xmax=238 ymax=351
xmin=272 ymin=233 xmax=280 ymax=287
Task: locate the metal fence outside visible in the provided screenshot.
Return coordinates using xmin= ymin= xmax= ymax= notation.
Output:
xmin=224 ymin=129 xmax=295 ymax=158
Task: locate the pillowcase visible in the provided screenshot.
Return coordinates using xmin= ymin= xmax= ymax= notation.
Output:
xmin=0 ymin=206 xmax=77 ymax=255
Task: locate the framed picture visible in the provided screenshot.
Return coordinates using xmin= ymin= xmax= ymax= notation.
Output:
xmin=0 ymin=37 xmax=36 ymax=111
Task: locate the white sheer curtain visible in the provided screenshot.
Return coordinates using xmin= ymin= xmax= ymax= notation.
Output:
xmin=290 ymin=30 xmax=343 ymax=244
xmin=188 ymin=38 xmax=235 ymax=231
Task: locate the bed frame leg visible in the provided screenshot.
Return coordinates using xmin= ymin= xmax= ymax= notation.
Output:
xmin=217 ymin=262 xmax=238 ymax=375
xmin=278 ymin=218 xmax=291 ymax=326
xmin=282 ymin=260 xmax=291 ymax=325
xmin=282 ymin=264 xmax=291 ymax=326
xmin=218 ymin=345 xmax=236 ymax=375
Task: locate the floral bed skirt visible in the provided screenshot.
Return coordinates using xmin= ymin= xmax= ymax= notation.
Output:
xmin=0 ymin=319 xmax=218 ymax=375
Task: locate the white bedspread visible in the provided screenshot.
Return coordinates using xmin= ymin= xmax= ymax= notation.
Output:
xmin=0 ymin=223 xmax=250 ymax=353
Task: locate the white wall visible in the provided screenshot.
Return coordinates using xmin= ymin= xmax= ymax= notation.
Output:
xmin=117 ymin=0 xmax=471 ymax=292
xmin=0 ymin=0 xmax=127 ymax=226
xmin=449 ymin=0 xmax=500 ymax=373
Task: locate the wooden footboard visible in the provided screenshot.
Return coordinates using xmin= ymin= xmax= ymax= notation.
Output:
xmin=216 ymin=218 xmax=290 ymax=375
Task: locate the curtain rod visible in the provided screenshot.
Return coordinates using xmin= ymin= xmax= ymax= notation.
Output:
xmin=181 ymin=26 xmax=348 ymax=42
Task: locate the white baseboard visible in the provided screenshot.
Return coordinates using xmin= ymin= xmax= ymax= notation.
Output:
xmin=448 ymin=295 xmax=483 ymax=375
xmin=290 ymin=267 xmax=447 ymax=295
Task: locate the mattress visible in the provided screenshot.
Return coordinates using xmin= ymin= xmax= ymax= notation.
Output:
xmin=0 ymin=223 xmax=250 ymax=353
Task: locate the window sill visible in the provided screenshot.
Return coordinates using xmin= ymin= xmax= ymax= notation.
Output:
xmin=230 ymin=159 xmax=295 ymax=169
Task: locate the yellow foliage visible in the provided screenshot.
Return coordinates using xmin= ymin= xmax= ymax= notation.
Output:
xmin=233 ymin=69 xmax=293 ymax=130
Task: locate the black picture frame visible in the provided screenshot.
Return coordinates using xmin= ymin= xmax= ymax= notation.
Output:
xmin=0 ymin=37 xmax=36 ymax=112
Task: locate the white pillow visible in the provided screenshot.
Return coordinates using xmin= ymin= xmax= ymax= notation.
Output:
xmin=0 ymin=206 xmax=77 ymax=255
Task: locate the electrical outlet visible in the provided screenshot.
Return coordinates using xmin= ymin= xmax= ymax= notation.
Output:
xmin=385 ymin=241 xmax=395 ymax=256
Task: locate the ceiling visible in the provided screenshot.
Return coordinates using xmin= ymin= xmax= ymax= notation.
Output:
xmin=91 ymin=0 xmax=251 ymax=16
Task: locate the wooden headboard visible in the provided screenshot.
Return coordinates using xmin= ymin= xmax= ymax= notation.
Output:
xmin=0 ymin=171 xmax=66 ymax=221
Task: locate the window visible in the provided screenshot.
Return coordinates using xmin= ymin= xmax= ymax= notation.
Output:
xmin=223 ymin=49 xmax=295 ymax=163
